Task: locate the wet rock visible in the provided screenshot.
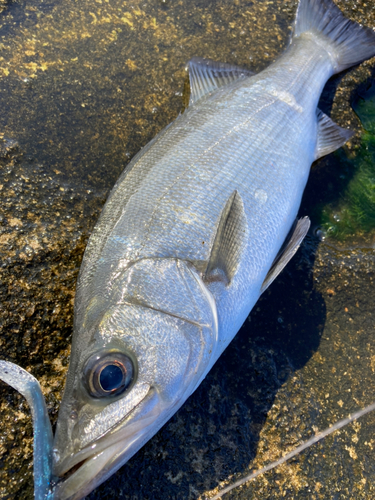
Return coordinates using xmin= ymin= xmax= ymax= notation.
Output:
xmin=0 ymin=0 xmax=374 ymax=499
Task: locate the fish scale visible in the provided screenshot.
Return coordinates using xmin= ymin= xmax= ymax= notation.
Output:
xmin=1 ymin=0 xmax=375 ymax=498
xmin=100 ymin=94 xmax=299 ymax=270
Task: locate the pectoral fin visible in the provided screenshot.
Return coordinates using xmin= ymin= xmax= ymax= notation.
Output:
xmin=188 ymin=57 xmax=255 ymax=106
xmin=261 ymin=216 xmax=310 ymax=294
xmin=315 ymin=109 xmax=354 ymax=160
xmin=205 ymin=190 xmax=249 ymax=284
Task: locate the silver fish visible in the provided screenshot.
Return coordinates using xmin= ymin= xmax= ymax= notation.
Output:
xmin=1 ymin=0 xmax=375 ymax=498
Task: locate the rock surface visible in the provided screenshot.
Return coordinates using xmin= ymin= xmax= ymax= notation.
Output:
xmin=0 ymin=0 xmax=374 ymax=499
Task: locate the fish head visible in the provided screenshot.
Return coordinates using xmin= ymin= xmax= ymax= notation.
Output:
xmin=52 ymin=258 xmax=218 ymax=500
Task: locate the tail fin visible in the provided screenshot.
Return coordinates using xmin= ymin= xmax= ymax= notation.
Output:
xmin=294 ymin=0 xmax=375 ymax=73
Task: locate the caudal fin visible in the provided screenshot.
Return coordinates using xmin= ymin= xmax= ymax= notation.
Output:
xmin=294 ymin=0 xmax=375 ymax=73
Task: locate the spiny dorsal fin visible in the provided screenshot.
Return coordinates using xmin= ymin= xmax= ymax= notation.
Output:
xmin=205 ymin=190 xmax=248 ymax=285
xmin=188 ymin=57 xmax=255 ymax=106
xmin=261 ymin=217 xmax=310 ymax=294
xmin=315 ymin=109 xmax=354 ymax=160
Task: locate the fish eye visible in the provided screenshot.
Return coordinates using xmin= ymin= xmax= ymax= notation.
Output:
xmin=83 ymin=351 xmax=135 ymax=398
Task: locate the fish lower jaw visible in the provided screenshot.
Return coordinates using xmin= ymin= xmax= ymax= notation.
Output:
xmin=51 ymin=389 xmax=163 ymax=499
xmin=52 ymin=439 xmax=129 ymax=500
xmin=53 ymin=384 xmax=156 ymax=476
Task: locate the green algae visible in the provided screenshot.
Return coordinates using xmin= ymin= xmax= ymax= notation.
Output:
xmin=353 ymin=80 xmax=375 ymax=135
xmin=316 ymin=81 xmax=375 ymax=240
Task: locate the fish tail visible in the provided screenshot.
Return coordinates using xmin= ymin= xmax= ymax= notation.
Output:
xmin=294 ymin=0 xmax=375 ymax=73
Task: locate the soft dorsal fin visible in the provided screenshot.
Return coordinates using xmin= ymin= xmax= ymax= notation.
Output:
xmin=205 ymin=190 xmax=248 ymax=284
xmin=188 ymin=57 xmax=255 ymax=106
xmin=261 ymin=217 xmax=310 ymax=294
xmin=315 ymin=109 xmax=354 ymax=160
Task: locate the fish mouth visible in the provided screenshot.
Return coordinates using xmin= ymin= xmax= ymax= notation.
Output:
xmin=52 ymin=388 xmax=166 ymax=500
xmin=52 ymin=437 xmax=135 ymax=500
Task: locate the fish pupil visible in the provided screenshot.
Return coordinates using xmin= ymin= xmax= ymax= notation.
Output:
xmin=99 ymin=364 xmax=124 ymax=392
xmin=84 ymin=350 xmax=135 ymax=398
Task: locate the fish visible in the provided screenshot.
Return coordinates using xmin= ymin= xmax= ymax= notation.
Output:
xmin=1 ymin=0 xmax=375 ymax=498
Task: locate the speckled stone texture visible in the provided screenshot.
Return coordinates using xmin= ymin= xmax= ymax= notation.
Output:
xmin=0 ymin=0 xmax=374 ymax=499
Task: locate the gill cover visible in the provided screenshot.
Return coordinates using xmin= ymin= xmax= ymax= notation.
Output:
xmin=52 ymin=258 xmax=218 ymax=496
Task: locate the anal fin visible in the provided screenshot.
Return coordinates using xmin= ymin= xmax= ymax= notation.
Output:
xmin=261 ymin=217 xmax=310 ymax=294
xmin=315 ymin=109 xmax=354 ymax=160
xmin=205 ymin=190 xmax=248 ymax=285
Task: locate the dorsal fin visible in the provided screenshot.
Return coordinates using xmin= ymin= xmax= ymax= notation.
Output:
xmin=315 ymin=109 xmax=354 ymax=160
xmin=187 ymin=57 xmax=255 ymax=106
xmin=205 ymin=190 xmax=248 ymax=285
xmin=261 ymin=217 xmax=310 ymax=294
